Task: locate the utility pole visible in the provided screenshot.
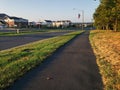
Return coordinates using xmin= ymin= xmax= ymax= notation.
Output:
xmin=73 ymin=8 xmax=84 ymax=30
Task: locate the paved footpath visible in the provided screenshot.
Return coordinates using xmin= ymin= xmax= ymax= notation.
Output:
xmin=7 ymin=31 xmax=103 ymax=90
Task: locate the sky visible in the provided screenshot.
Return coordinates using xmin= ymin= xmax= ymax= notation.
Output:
xmin=0 ymin=0 xmax=100 ymax=22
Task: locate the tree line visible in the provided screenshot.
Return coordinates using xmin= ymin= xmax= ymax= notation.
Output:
xmin=93 ymin=0 xmax=120 ymax=31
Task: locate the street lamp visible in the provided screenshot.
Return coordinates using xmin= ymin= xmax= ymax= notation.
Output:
xmin=73 ymin=8 xmax=84 ymax=30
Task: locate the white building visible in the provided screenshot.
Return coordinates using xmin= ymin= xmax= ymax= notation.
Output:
xmin=53 ymin=20 xmax=71 ymax=28
xmin=0 ymin=13 xmax=28 ymax=28
xmin=40 ymin=20 xmax=71 ymax=28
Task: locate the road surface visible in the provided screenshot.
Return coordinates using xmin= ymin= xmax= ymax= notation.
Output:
xmin=0 ymin=31 xmax=73 ymax=50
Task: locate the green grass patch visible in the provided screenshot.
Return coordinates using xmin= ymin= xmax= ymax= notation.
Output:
xmin=0 ymin=29 xmax=42 ymax=36
xmin=0 ymin=29 xmax=72 ymax=36
xmin=0 ymin=30 xmax=84 ymax=89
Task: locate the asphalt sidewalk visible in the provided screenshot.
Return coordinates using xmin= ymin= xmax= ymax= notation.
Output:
xmin=7 ymin=31 xmax=103 ymax=90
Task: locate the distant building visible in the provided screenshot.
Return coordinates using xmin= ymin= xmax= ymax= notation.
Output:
xmin=0 ymin=14 xmax=9 ymax=28
xmin=71 ymin=22 xmax=93 ymax=28
xmin=0 ymin=13 xmax=28 ymax=28
xmin=52 ymin=20 xmax=71 ymax=28
xmin=29 ymin=21 xmax=37 ymax=26
xmin=4 ymin=16 xmax=15 ymax=27
xmin=0 ymin=20 xmax=7 ymax=29
xmin=44 ymin=20 xmax=53 ymax=27
xmin=28 ymin=21 xmax=41 ymax=28
xmin=40 ymin=20 xmax=71 ymax=28
xmin=8 ymin=17 xmax=28 ymax=28
xmin=0 ymin=13 xmax=9 ymax=20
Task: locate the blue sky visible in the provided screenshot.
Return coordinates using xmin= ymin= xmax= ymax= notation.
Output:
xmin=0 ymin=0 xmax=100 ymax=22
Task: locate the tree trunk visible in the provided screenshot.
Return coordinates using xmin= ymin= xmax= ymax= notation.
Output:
xmin=114 ymin=18 xmax=118 ymax=32
xmin=106 ymin=24 xmax=109 ymax=30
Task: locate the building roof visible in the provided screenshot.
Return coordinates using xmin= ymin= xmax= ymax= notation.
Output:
xmin=0 ymin=13 xmax=28 ymax=21
xmin=45 ymin=20 xmax=52 ymax=22
xmin=0 ymin=13 xmax=9 ymax=19
xmin=9 ymin=16 xmax=20 ymax=19
xmin=9 ymin=16 xmax=28 ymax=21
xmin=0 ymin=20 xmax=7 ymax=25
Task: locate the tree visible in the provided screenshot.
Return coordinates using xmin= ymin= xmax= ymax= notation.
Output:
xmin=93 ymin=0 xmax=120 ymax=31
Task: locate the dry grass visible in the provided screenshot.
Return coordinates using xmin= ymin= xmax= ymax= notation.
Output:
xmin=90 ymin=30 xmax=120 ymax=90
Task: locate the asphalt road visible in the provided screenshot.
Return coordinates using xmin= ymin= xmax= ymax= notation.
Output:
xmin=0 ymin=31 xmax=73 ymax=50
xmin=7 ymin=31 xmax=103 ymax=90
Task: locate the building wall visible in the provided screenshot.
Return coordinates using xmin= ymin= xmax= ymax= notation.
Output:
xmin=13 ymin=18 xmax=28 ymax=28
xmin=4 ymin=17 xmax=28 ymax=28
xmin=0 ymin=14 xmax=28 ymax=28
xmin=4 ymin=18 xmax=15 ymax=27
xmin=52 ymin=20 xmax=71 ymax=28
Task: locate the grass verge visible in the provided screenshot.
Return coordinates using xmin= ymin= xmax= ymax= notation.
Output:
xmin=0 ymin=30 xmax=84 ymax=89
xmin=0 ymin=29 xmax=74 ymax=36
xmin=89 ymin=30 xmax=120 ymax=90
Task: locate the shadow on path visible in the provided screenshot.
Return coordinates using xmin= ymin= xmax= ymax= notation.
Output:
xmin=7 ymin=31 xmax=103 ymax=90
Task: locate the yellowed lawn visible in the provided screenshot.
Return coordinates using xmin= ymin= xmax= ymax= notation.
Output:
xmin=90 ymin=30 xmax=120 ymax=90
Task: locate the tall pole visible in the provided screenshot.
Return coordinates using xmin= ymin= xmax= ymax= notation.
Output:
xmin=81 ymin=10 xmax=84 ymax=30
xmin=73 ymin=8 xmax=84 ymax=30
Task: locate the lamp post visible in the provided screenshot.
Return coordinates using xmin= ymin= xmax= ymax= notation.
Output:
xmin=73 ymin=8 xmax=84 ymax=30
